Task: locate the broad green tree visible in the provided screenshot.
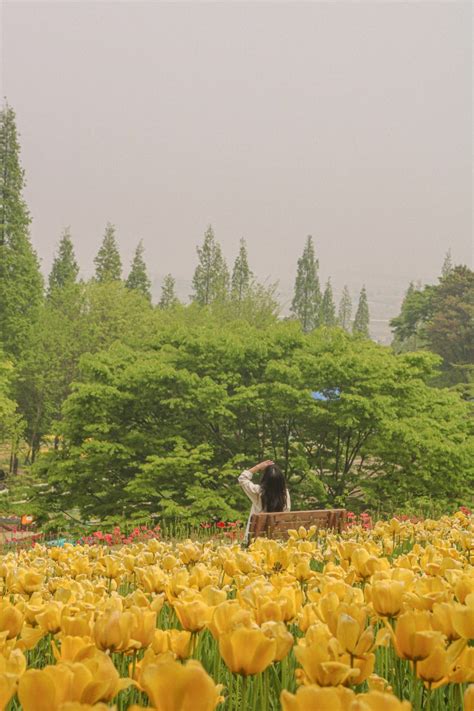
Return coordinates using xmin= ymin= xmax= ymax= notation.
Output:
xmin=353 ymin=286 xmax=370 ymax=337
xmin=94 ymin=223 xmax=122 ymax=282
xmin=338 ymin=285 xmax=352 ymax=331
xmin=48 ymin=227 xmax=79 ymax=296
xmin=390 ymin=266 xmax=473 ymax=385
xmin=126 ymin=240 xmax=151 ymax=301
xmin=159 ymin=274 xmax=179 ymax=309
xmin=231 ymin=238 xmax=253 ymax=302
xmin=0 ymin=104 xmax=43 ymax=359
xmin=291 ymin=236 xmax=321 ymax=331
xmin=38 ymin=321 xmax=472 ymax=522
xmin=321 ymin=279 xmax=336 ymax=326
xmin=191 ymin=226 xmax=229 ymax=305
xmin=17 ymin=280 xmax=154 ymax=460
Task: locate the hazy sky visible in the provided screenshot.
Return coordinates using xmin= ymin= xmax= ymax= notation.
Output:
xmin=1 ymin=1 xmax=472 ymax=322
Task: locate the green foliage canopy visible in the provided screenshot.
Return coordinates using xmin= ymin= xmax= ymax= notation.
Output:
xmin=37 ymin=323 xmax=473 ymax=523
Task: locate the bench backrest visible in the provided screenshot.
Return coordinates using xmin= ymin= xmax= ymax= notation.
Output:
xmin=248 ymin=508 xmax=347 ymax=540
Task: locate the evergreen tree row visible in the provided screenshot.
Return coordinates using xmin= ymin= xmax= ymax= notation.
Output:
xmin=1 ymin=102 xmax=373 ymax=368
xmin=290 ymin=235 xmax=370 ymax=337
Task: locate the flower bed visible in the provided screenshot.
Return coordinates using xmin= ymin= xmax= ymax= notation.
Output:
xmin=0 ymin=512 xmax=472 ymax=710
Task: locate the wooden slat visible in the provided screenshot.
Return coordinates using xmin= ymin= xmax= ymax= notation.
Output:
xmin=248 ymin=508 xmax=347 ymax=539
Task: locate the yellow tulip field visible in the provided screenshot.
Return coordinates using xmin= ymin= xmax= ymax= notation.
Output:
xmin=0 ymin=513 xmax=473 ymax=711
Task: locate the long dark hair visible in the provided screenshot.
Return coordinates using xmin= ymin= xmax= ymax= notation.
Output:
xmin=260 ymin=464 xmax=287 ymax=513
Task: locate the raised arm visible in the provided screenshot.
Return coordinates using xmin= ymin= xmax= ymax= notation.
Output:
xmin=238 ymin=460 xmax=274 ymax=504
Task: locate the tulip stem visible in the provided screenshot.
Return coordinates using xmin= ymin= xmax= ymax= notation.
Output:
xmin=241 ymin=674 xmax=248 ymax=711
xmin=426 ymin=685 xmax=431 ymax=711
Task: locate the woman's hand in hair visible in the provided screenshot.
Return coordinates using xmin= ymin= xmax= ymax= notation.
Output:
xmin=249 ymin=460 xmax=274 ymax=474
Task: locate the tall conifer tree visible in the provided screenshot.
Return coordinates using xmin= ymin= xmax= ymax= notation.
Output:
xmin=291 ymin=236 xmax=321 ymax=332
xmin=0 ymin=104 xmax=43 ymax=358
xmin=338 ymin=285 xmax=352 ymax=331
xmin=159 ymin=274 xmax=179 ymax=309
xmin=191 ymin=226 xmax=229 ymax=305
xmin=441 ymin=249 xmax=453 ymax=279
xmin=353 ymin=286 xmax=370 ymax=337
xmin=321 ymin=279 xmax=336 ymax=326
xmin=126 ymin=240 xmax=151 ymax=301
xmin=48 ymin=227 xmax=79 ymax=296
xmin=94 ymin=223 xmax=122 ymax=282
xmin=231 ymin=238 xmax=253 ymax=302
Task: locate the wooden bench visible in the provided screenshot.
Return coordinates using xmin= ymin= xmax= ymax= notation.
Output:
xmin=248 ymin=509 xmax=347 ymax=540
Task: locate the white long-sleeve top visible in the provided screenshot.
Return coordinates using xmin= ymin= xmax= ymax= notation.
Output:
xmin=238 ymin=469 xmax=291 ymax=541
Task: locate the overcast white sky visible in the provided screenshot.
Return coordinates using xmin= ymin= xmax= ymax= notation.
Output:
xmin=1 ymin=1 xmax=472 ymax=328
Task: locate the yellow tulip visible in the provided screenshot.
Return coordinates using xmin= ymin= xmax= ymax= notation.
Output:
xmin=208 ymin=600 xmax=254 ymax=639
xmin=336 ymin=613 xmax=374 ymax=657
xmin=139 ymin=566 xmax=168 ymax=594
xmin=452 ymin=603 xmax=474 ymax=640
xmin=294 ymin=642 xmax=358 ymax=686
xmin=261 ymin=621 xmax=294 ymax=661
xmin=52 ymin=636 xmax=96 ymax=663
xmin=69 ymin=556 xmax=91 ymax=578
xmin=23 ymin=594 xmax=45 ymax=624
xmin=166 ymin=570 xmax=191 ymax=601
xmin=0 ymin=673 xmax=17 ymax=711
xmin=254 ymin=597 xmax=286 ymax=624
xmin=351 ymin=549 xmax=390 ymax=579
xmin=173 ymin=599 xmax=213 ymax=632
xmin=0 ymin=603 xmax=23 ymax=639
xmin=93 ymin=609 xmax=138 ymax=652
xmin=416 ymin=645 xmax=451 ymax=687
xmin=294 ymin=557 xmax=314 ymax=583
xmin=370 ymin=580 xmax=406 ymax=617
xmin=150 ymin=594 xmax=165 ymax=614
xmin=367 ymin=674 xmax=393 ymax=694
xmin=199 ymin=586 xmax=227 ymax=607
xmin=99 ymin=555 xmax=122 ymax=580
xmin=281 ymin=684 xmax=355 ymax=711
xmin=465 ymin=685 xmax=474 ymax=711
xmin=60 ymin=609 xmax=93 ymax=638
xmin=17 ymin=624 xmax=45 ymax=651
xmin=17 ymin=569 xmax=44 ymax=594
xmin=0 ymin=647 xmax=27 ymax=676
xmin=179 ymin=542 xmax=202 ymax=565
xmin=162 ymin=554 xmax=179 ymax=571
xmin=18 ymin=653 xmax=131 ymax=710
xmin=129 ymin=607 xmax=156 ymax=648
xmin=151 ymin=629 xmax=170 ymax=655
xmin=455 ymin=576 xmax=474 ymax=604
xmin=18 ymin=668 xmax=55 ymax=711
xmin=431 ymin=602 xmax=459 ymax=641
xmin=298 ymin=603 xmax=322 ymax=632
xmin=302 ymin=622 xmax=333 ymax=647
xmin=36 ymin=602 xmax=63 ymax=634
xmin=392 ymin=611 xmax=444 ymax=661
xmin=349 ymin=653 xmax=376 ymax=685
xmin=124 ymin=590 xmax=151 ymax=609
xmin=141 ymin=659 xmax=222 ymax=711
xmin=79 ymin=651 xmax=133 ymax=702
xmin=188 ymin=563 xmax=213 ymax=590
xmin=168 ymin=629 xmax=192 ymax=659
xmin=219 ymin=626 xmax=276 ymax=675
xmin=449 ymin=645 xmax=474 ymax=683
xmin=132 ymin=647 xmax=174 ymax=684
xmin=351 ymin=690 xmax=412 ymax=710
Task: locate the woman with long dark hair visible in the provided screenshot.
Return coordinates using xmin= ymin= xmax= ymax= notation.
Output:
xmin=238 ymin=460 xmax=290 ymax=541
